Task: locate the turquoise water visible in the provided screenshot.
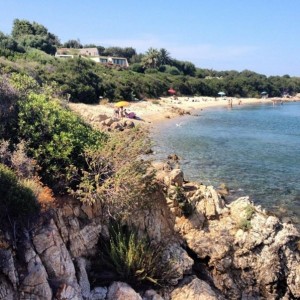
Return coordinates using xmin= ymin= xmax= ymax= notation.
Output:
xmin=152 ymin=102 xmax=300 ymax=223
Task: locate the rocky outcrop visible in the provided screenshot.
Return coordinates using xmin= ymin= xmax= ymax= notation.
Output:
xmin=96 ymin=117 xmax=135 ymax=132
xmin=177 ymin=196 xmax=300 ymax=299
xmin=0 ymin=163 xmax=299 ymax=299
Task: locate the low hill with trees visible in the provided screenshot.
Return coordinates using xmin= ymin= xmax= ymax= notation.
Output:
xmin=0 ymin=19 xmax=299 ymax=105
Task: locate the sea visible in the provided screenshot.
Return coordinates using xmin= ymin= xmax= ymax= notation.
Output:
xmin=151 ymin=101 xmax=300 ymax=224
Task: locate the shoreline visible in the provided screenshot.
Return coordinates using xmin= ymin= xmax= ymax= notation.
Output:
xmin=68 ymin=96 xmax=300 ymax=226
xmin=69 ymin=96 xmax=300 ymax=129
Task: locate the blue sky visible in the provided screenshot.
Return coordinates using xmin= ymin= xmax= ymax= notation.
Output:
xmin=0 ymin=0 xmax=299 ymax=76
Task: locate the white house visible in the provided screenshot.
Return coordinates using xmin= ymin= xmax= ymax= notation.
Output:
xmin=55 ymin=48 xmax=129 ymax=67
xmin=90 ymin=56 xmax=129 ymax=67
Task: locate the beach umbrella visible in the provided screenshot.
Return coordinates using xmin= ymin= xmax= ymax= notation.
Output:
xmin=114 ymin=101 xmax=130 ymax=107
xmin=218 ymin=91 xmax=226 ymax=96
xmin=168 ymin=88 xmax=176 ymax=95
xmin=261 ymin=91 xmax=268 ymax=95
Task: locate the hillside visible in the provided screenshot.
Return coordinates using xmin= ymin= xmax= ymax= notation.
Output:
xmin=0 ymin=19 xmax=300 ymax=299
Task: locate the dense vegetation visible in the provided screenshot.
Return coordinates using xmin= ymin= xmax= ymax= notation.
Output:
xmin=1 ymin=19 xmax=299 ymax=105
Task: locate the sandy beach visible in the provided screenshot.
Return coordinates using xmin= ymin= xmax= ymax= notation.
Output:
xmin=69 ymin=96 xmax=300 ymax=127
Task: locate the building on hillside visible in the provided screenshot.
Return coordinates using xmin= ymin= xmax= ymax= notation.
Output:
xmin=90 ymin=56 xmax=129 ymax=67
xmin=55 ymin=48 xmax=129 ymax=67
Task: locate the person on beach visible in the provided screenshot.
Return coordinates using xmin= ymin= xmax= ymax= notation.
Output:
xmin=119 ymin=106 xmax=124 ymax=118
xmin=114 ymin=107 xmax=119 ymax=118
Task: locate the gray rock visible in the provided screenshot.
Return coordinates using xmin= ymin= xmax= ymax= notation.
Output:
xmin=104 ymin=118 xmax=114 ymax=126
xmin=89 ymin=287 xmax=107 ymax=300
xmin=0 ymin=249 xmax=18 ymax=289
xmin=162 ymin=243 xmax=194 ymax=285
xmin=69 ymin=224 xmax=102 ymax=257
xmin=165 ymin=169 xmax=184 ymax=186
xmin=170 ymin=276 xmax=221 ymax=300
xmin=143 ymin=289 xmax=164 ymax=300
xmin=19 ymin=243 xmax=52 ymax=300
xmin=76 ymin=257 xmax=90 ymax=298
xmin=0 ymin=275 xmax=14 ymax=300
xmin=107 ymin=282 xmax=142 ymax=300
xmin=55 ymin=283 xmax=82 ymax=300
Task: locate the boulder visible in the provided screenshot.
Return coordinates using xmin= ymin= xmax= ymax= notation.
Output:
xmin=170 ymin=276 xmax=222 ymax=300
xmin=107 ymin=282 xmax=142 ymax=300
xmin=165 ymin=169 xmax=184 ymax=187
xmin=55 ymin=283 xmax=82 ymax=300
xmin=125 ymin=120 xmax=135 ymax=128
xmin=110 ymin=122 xmax=122 ymax=131
xmin=162 ymin=243 xmax=194 ymax=284
xmin=143 ymin=289 xmax=164 ymax=300
xmin=104 ymin=118 xmax=114 ymax=126
xmin=89 ymin=287 xmax=107 ymax=300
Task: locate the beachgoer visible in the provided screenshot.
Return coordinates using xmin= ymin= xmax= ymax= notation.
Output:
xmin=119 ymin=106 xmax=124 ymax=118
xmin=114 ymin=108 xmax=119 ymax=118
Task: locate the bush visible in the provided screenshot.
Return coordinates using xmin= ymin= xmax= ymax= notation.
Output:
xmin=17 ymin=93 xmax=107 ymax=190
xmin=130 ymin=63 xmax=144 ymax=73
xmin=0 ymin=164 xmax=40 ymax=223
xmin=237 ymin=204 xmax=255 ymax=231
xmin=70 ymin=127 xmax=155 ymax=217
xmin=145 ymin=68 xmax=158 ymax=74
xmin=98 ymin=221 xmax=175 ymax=287
xmin=0 ymin=75 xmax=19 ymax=139
xmin=166 ymin=66 xmax=181 ymax=76
xmin=50 ymin=58 xmax=102 ymax=103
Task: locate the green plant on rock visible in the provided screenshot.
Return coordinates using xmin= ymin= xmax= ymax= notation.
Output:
xmin=238 ymin=218 xmax=252 ymax=231
xmin=174 ymin=186 xmax=193 ymax=217
xmin=237 ymin=204 xmax=256 ymax=231
xmin=0 ymin=163 xmax=40 ymax=225
xmin=100 ymin=221 xmax=175 ymax=286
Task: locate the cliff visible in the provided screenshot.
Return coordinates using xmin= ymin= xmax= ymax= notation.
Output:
xmin=0 ymin=161 xmax=299 ymax=300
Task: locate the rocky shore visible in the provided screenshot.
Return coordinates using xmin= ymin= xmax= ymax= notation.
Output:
xmin=0 ymin=158 xmax=299 ymax=299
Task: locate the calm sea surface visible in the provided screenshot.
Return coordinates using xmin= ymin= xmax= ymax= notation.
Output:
xmin=151 ymin=101 xmax=300 ymax=223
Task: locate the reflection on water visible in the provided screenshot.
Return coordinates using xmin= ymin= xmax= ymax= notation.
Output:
xmin=152 ymin=102 xmax=300 ymax=224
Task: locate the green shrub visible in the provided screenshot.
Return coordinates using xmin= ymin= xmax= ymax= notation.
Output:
xmin=166 ymin=66 xmax=181 ymax=76
xmin=237 ymin=205 xmax=256 ymax=231
xmin=244 ymin=204 xmax=255 ymax=220
xmin=17 ymin=93 xmax=107 ymax=190
xmin=238 ymin=218 xmax=252 ymax=231
xmin=70 ymin=127 xmax=155 ymax=217
xmin=0 ymin=163 xmax=40 ymax=222
xmin=145 ymin=68 xmax=158 ymax=74
xmin=130 ymin=63 xmax=144 ymax=73
xmin=99 ymin=221 xmax=175 ymax=286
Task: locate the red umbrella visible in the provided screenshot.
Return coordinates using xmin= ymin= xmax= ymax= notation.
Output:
xmin=168 ymin=88 xmax=176 ymax=95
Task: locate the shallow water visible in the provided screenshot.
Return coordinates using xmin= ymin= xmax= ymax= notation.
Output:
xmin=151 ymin=101 xmax=300 ymax=223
